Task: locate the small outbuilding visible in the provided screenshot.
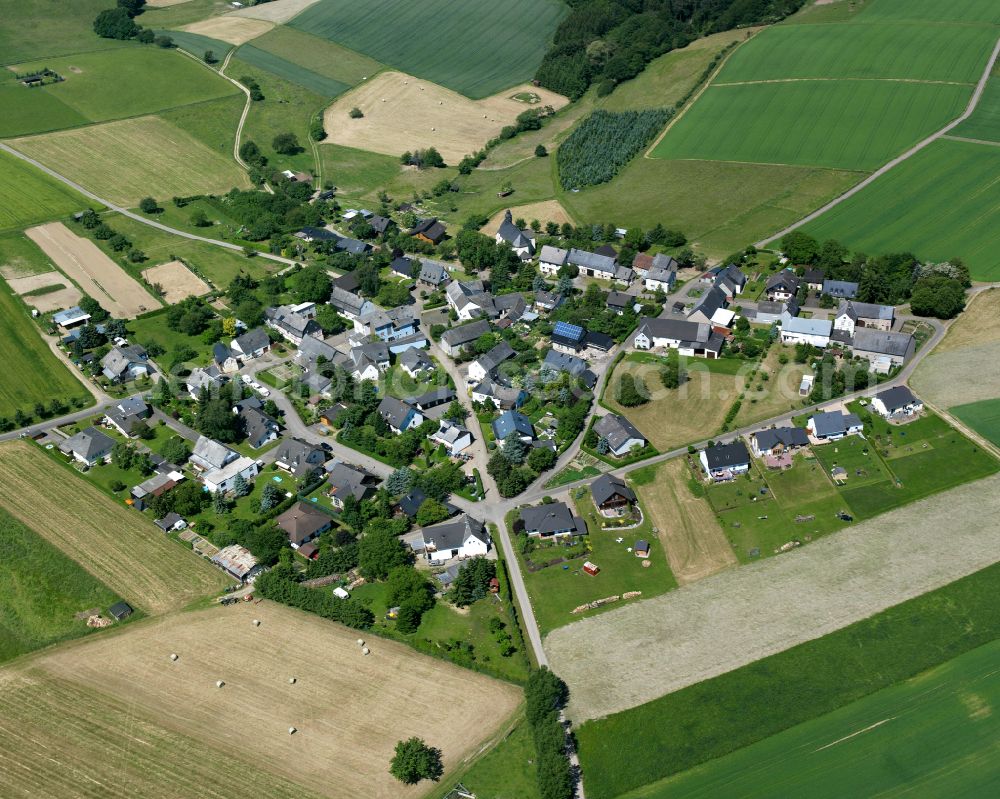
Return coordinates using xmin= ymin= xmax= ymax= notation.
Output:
xmin=634 ymin=540 xmax=650 ymax=558
xmin=108 ymin=601 xmax=133 ymax=621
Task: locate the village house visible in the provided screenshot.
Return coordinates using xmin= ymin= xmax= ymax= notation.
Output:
xmin=492 ymin=409 xmax=534 ymax=442
xmin=440 ymin=319 xmax=492 ymax=356
xmin=276 ymin=502 xmax=332 ymax=548
xmin=189 ymin=436 xmax=238 ymax=472
xmin=213 ymin=342 xmax=241 ymax=373
xmin=294 ymin=335 xmax=339 ymax=369
xmin=780 ymin=317 xmax=832 ymax=348
xmin=354 ymin=306 xmax=419 ymax=342
xmin=541 ymin=349 xmax=596 ymax=389
xmin=644 ymin=256 xmax=678 ymax=292
xmin=606 ymin=290 xmax=634 ymax=316
xmin=202 ymin=455 xmax=259 ymax=494
xmin=834 ymin=301 xmax=895 ymax=335
xmin=421 ymin=514 xmax=490 ymax=563
xmin=538 ymin=245 xmax=569 ymax=276
xmin=712 ymin=263 xmax=747 ymax=296
xmin=101 ymin=345 xmax=150 ymax=383
xmin=687 ymin=285 xmax=730 ymax=326
xmin=369 ymin=215 xmax=395 ymax=237
xmin=495 ymin=210 xmax=536 ymax=260
xmin=398 ymin=487 xmax=458 ymax=520
xmin=468 ymin=340 xmax=516 ymax=383
xmin=154 ymin=511 xmax=187 ymax=533
xmin=186 ymin=366 xmax=226 ymax=400
xmin=390 ymin=255 xmax=416 ymax=280
xmin=590 ymin=474 xmax=636 ymax=513
xmin=103 ymin=396 xmax=151 ymax=437
xmin=519 ymin=502 xmax=585 ymax=539
xmin=765 ymin=272 xmax=800 ymax=302
xmin=871 ymin=386 xmax=924 ymax=419
xmin=132 ymin=471 xmax=183 ymax=508
xmin=230 ymin=327 xmax=271 ymax=361
xmin=534 ymin=290 xmax=562 ymax=313
xmin=238 ymin=405 xmax=280 ymax=448
xmin=807 ymin=410 xmax=864 ymax=441
xmin=265 ymin=303 xmax=322 ymax=346
xmin=378 ymin=396 xmax=424 ymax=433
xmin=749 ymin=426 xmax=810 ymax=457
xmin=418 ymin=258 xmax=450 ymax=288
xmin=699 ymin=441 xmax=751 ymax=481
xmin=408 ymin=387 xmax=456 ymax=411
xmin=59 ymin=426 xmax=115 ymax=466
xmin=593 ymin=413 xmax=647 ymax=457
xmin=569 ymin=248 xmax=633 ymax=284
xmin=274 ymin=437 xmax=326 ymax=479
xmin=349 ymin=340 xmax=390 ymax=379
xmin=633 ymin=317 xmax=724 ymax=359
xmin=295 ymin=226 xmax=338 ymax=243
xmin=429 ymin=419 xmax=473 ymax=456
xmin=472 ymin=377 xmax=526 ymax=409
xmin=329 ymin=286 xmax=374 ymax=322
xmin=754 ymin=299 xmax=799 ymax=325
xmin=399 ymin=346 xmax=434 ymax=377
xmin=850 ymin=329 xmax=915 ymax=374
xmin=551 ymin=320 xmax=587 ymax=354
xmin=409 ymin=217 xmax=447 ymax=245
xmin=446 ymin=279 xmax=502 ymax=321
xmin=823 ymin=279 xmax=859 ymax=300
xmin=211 ymin=544 xmax=262 ymax=583
xmin=326 ymin=461 xmax=373 ymax=508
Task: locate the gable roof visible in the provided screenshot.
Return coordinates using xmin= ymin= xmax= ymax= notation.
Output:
xmin=191 ymin=436 xmax=237 ymax=470
xmin=782 ymin=317 xmax=832 ymax=337
xmin=823 ymin=279 xmax=859 ymax=299
xmin=390 ymin=256 xmax=415 ymax=277
xmin=409 ymin=217 xmax=446 ymax=243
xmin=421 ymin=514 xmax=488 ymax=551
xmin=752 ymin=426 xmax=809 ymax=451
xmin=590 ymin=474 xmax=636 ymax=506
xmin=329 ymin=285 xmax=368 ymax=316
xmin=594 ymin=413 xmax=645 ymax=451
xmin=326 ymin=462 xmax=370 ymax=503
xmin=852 ymin=329 xmax=913 ymax=357
xmin=520 ymin=502 xmax=581 ymax=535
xmin=873 ymin=385 xmax=919 ymax=412
xmin=837 ymin=300 xmax=894 ymax=321
xmin=811 ymin=410 xmax=863 ymax=437
xmin=274 ymin=437 xmax=325 ymax=475
xmin=543 ymin=348 xmax=587 ymax=377
xmin=441 ymin=319 xmax=491 ymax=348
xmin=474 ymin=341 xmax=516 ymax=374
xmin=703 ymin=441 xmax=750 ymax=470
xmin=378 ymin=396 xmax=417 ymax=429
xmin=232 ymin=327 xmax=269 ymax=354
xmin=607 ymin=290 xmax=632 ymax=309
xmin=539 ymin=245 xmax=569 ymax=266
xmin=418 ymin=258 xmax=449 ymax=285
xmin=239 ymin=406 xmax=278 ymax=445
xmin=409 ymin=387 xmax=456 ymax=409
xmin=569 ymin=248 xmax=616 ymax=274
xmin=766 ymin=271 xmax=800 ymax=292
xmin=689 ymin=286 xmax=727 ymax=319
xmin=492 ymin=409 xmax=533 ymax=440
xmin=400 ymin=346 xmax=433 ymax=371
xmin=636 ymin=316 xmax=710 ymax=344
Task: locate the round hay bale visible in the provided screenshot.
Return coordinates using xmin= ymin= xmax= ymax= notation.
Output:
xmin=252 ymin=619 xmax=261 ymax=627
xmin=431 ymin=127 xmax=435 ymax=131
xmin=216 ymin=680 xmax=225 ymax=688
xmin=362 ymin=646 xmax=371 ymax=656
xmin=288 ymin=677 xmax=297 ymax=684
xmin=170 ymin=653 xmax=178 ymax=661
xmin=357 ymin=639 xmax=365 ymax=647
xmin=288 ymin=726 xmax=297 ymax=735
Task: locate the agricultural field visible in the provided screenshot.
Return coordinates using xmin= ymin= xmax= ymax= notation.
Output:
xmin=951 ymin=75 xmax=1000 ymax=143
xmin=153 ymin=28 xmax=232 ymax=59
xmin=952 ymin=398 xmax=1000 ymax=448
xmin=629 ymin=460 xmax=737 ymax=585
xmin=0 ymin=508 xmax=122 ymax=664
xmin=629 ymin=637 xmax=1000 ymax=799
xmin=859 ymin=0 xmax=1000 ymax=25
xmin=0 ymin=442 xmax=231 ymax=615
xmin=289 ymin=0 xmax=566 ymax=99
xmin=233 ymin=0 xmax=321 ymax=24
xmin=11 ymin=115 xmax=251 ymax=206
xmin=803 ymin=139 xmax=1000 ymax=280
xmin=545 ymin=470 xmax=1000 ymax=726
xmin=6 ymin=271 xmax=82 ymax=313
xmin=484 ymin=201 xmax=573 ymax=236
xmin=159 ymin=93 xmax=247 ymax=157
xmin=604 ymin=354 xmax=751 ymax=451
xmin=0 ymin=0 xmax=123 ymax=64
xmin=142 ymin=259 xmax=212 ymax=303
xmin=26 ymin=222 xmax=159 ymax=318
xmin=0 ymin=603 xmax=521 ymax=799
xmin=242 ymin=25 xmax=384 ymax=87
xmin=236 ymin=44 xmax=350 ymax=97
xmin=181 ymin=15 xmax=273 ymax=45
xmin=0 ymin=148 xmax=97 ymax=231
xmin=651 ymin=79 xmax=969 ymax=170
xmin=2 ymin=48 xmax=240 ymax=137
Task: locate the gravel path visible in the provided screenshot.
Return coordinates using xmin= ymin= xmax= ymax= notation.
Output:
xmin=546 ymin=472 xmax=1000 ymax=723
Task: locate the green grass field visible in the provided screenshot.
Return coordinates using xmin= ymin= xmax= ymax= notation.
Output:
xmin=652 ymin=80 xmax=968 ymax=170
xmin=622 ymin=637 xmax=1000 ymax=799
xmin=803 ymin=139 xmax=1000 ymax=280
xmin=236 ymin=44 xmax=351 ymax=98
xmin=0 ymin=149 xmax=98 ymax=231
xmin=858 ymin=0 xmax=1000 ymax=25
xmin=576 ymin=558 xmax=1000 ymax=799
xmin=158 ymin=94 xmax=247 ymax=158
xmin=951 ymin=75 xmax=1000 ymax=143
xmin=248 ymin=26 xmax=384 ymax=86
xmin=0 ymin=0 xmax=124 ymax=64
xmin=154 ymin=29 xmax=232 ymax=61
xmin=3 ymin=48 xmax=239 ymax=137
xmin=0 ymin=508 xmax=121 ymax=664
xmin=717 ymin=22 xmax=995 ymax=84
xmin=952 ymin=398 xmax=1000 ymax=447
xmin=288 ymin=0 xmax=567 ymax=99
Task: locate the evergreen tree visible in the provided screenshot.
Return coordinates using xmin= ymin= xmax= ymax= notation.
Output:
xmin=232 ymin=473 xmax=251 ymax=497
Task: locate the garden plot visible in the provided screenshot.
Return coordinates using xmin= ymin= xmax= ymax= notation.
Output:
xmin=545 ymin=471 xmax=1000 ymax=723
xmin=142 ymin=259 xmax=212 ymax=303
xmin=25 ymin=222 xmax=157 ymax=318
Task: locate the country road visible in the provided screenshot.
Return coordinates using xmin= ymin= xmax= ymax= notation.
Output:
xmin=756 ymin=33 xmax=1000 ymax=248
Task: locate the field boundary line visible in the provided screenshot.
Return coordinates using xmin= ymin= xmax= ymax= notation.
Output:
xmin=714 ymin=77 xmax=974 ymax=87
xmin=941 ymin=134 xmax=1000 ymax=147
xmin=755 ymin=33 xmax=1000 ymax=247
xmin=645 ymin=31 xmax=758 ymax=157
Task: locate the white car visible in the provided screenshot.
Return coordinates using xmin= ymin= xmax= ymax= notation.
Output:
xmin=241 ymin=374 xmax=254 ymax=386
xmin=256 ymin=387 xmax=270 ymax=397
xmin=113 ymin=337 xmax=127 ymax=347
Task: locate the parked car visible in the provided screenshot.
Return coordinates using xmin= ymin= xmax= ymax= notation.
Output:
xmin=256 ymin=387 xmax=270 ymax=397
xmin=241 ymin=374 xmax=253 ymax=385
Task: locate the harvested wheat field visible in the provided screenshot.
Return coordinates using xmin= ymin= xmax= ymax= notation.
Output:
xmin=143 ymin=259 xmax=212 ymax=303
xmin=0 ymin=602 xmax=521 ymax=799
xmin=182 ymin=16 xmax=273 ymax=45
xmin=484 ymin=201 xmax=573 ymax=235
xmin=634 ymin=460 xmax=737 ymax=584
xmin=546 ymin=472 xmax=1000 ymax=723
xmin=234 ymin=0 xmax=322 ymax=23
xmin=0 ymin=442 xmax=230 ymax=614
xmin=934 ymin=288 xmax=1000 ymax=355
xmin=323 ymin=71 xmax=568 ymax=162
xmin=25 ymin=222 xmax=157 ymax=318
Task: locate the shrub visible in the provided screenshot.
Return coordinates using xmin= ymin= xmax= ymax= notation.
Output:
xmin=349 ymin=107 xmax=363 ymax=119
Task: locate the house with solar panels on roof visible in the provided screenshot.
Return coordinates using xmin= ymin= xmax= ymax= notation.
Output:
xmin=552 ymin=321 xmax=587 ymax=354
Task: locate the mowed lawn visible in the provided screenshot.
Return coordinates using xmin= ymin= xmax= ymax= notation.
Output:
xmin=0 ymin=272 xmax=91 ymax=418
xmin=2 ymin=47 xmax=239 ymax=137
xmin=803 ymin=139 xmax=1000 ymax=280
xmin=0 ymin=442 xmax=231 ymax=614
xmin=621 ymin=637 xmax=1000 ymax=799
xmin=289 ymin=0 xmax=567 ymax=98
xmin=0 ymin=149 xmax=98 ymax=231
xmin=0 ymin=509 xmax=121 ymax=664
xmin=652 ymin=80 xmax=969 ymax=170
xmin=952 ymin=398 xmax=1000 ymax=447
xmin=11 ymin=116 xmax=251 ymax=206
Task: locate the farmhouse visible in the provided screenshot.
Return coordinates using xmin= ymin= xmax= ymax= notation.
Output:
xmin=440 ymin=319 xmax=492 ymax=356
xmin=326 ymin=461 xmax=373 ymax=508
xmin=202 ymin=456 xmax=259 ymax=494
xmin=59 ymin=426 xmax=114 ymax=466
xmin=230 ymin=327 xmax=270 ymax=360
xmin=520 ymin=502 xmax=585 ymax=539
xmin=749 ymin=426 xmax=809 ymax=457
xmin=329 ymin=286 xmax=374 ymax=321
xmin=871 ymin=386 xmax=924 ymax=419
xmin=823 ymin=279 xmax=859 ymax=300
xmin=211 ymin=544 xmax=262 ymax=583
xmin=850 ymin=329 xmax=915 ymax=374
xmin=833 ymin=301 xmax=895 ymax=335
xmin=495 ymin=210 xmax=536 ymax=260
xmin=539 ymin=245 xmax=569 ymax=276
xmin=446 ymin=279 xmax=499 ymax=321
xmin=492 ymin=409 xmax=534 ymax=442
xmin=52 ymin=306 xmax=91 ymax=329
xmin=780 ymin=317 xmax=832 ymax=347
xmin=687 ymin=286 xmax=729 ymax=326
xmin=421 ymin=514 xmax=490 ymax=563
xmin=633 ymin=317 xmax=723 ymax=358
xmin=103 ymin=395 xmax=151 ymax=437
xmin=569 ymin=248 xmax=632 ymax=283
xmin=265 ymin=304 xmax=322 ymax=345
xmin=471 ymin=377 xmax=526 ymax=409
xmin=468 ymin=341 xmax=516 ymax=383
xmin=808 ymin=410 xmax=864 ymax=441
xmin=274 ymin=438 xmax=327 ymax=478
xmin=803 ymin=268 xmax=825 ymax=291
xmin=590 ymin=474 xmax=636 ymax=512
xmin=378 ymin=396 xmax=423 ymax=433
xmin=101 ymin=345 xmax=150 ymax=383
xmin=369 ymin=215 xmax=395 ymax=236
xmin=699 ymin=441 xmax=751 ymax=481
xmin=400 ymin=346 xmax=434 ymax=377
xmin=190 ymin=436 xmax=238 ymax=472
xmin=765 ymin=272 xmax=800 ymax=302
xmin=429 ymin=419 xmax=473 ymax=456
xmin=594 ymin=413 xmax=647 ymax=457
xmin=295 ymin=335 xmax=339 ymax=369
xmin=409 ymin=217 xmax=447 ymax=245
xmin=276 ymin=502 xmax=331 ymax=548
xmin=712 ymin=263 xmax=747 ymax=296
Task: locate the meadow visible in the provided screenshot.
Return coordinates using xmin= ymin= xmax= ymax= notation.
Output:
xmin=651 ymin=80 xmax=968 ymax=170
xmin=0 ymin=149 xmax=98 ymax=231
xmin=0 ymin=442 xmax=231 ymax=615
xmin=246 ymin=25 xmax=384 ymax=86
xmin=859 ymin=0 xmax=1000 ymax=25
xmin=803 ymin=139 xmax=1000 ymax=280
xmin=952 ymin=398 xmax=1000 ymax=448
xmin=4 ymin=48 xmax=240 ymax=137
xmin=159 ymin=93 xmax=247 ymax=156
xmin=289 ymin=0 xmax=566 ymax=99
xmin=236 ymin=44 xmax=351 ymax=97
xmin=0 ymin=0 xmax=123 ymax=64
xmin=621 ymin=637 xmax=1000 ymax=799
xmin=0 ymin=509 xmax=120 ymax=664
xmin=11 ymin=115 xmax=251 ymax=206
xmin=574 ymin=553 xmax=1000 ymax=799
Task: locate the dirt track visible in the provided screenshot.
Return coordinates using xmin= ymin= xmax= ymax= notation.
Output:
xmin=25 ymin=222 xmax=157 ymax=318
xmin=546 ymin=472 xmax=1000 ymax=722
xmin=142 ymin=260 xmax=211 ymax=303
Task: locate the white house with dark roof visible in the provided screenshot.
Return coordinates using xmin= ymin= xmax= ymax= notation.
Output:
xmin=101 ymin=345 xmax=150 ymax=383
xmin=265 ymin=304 xmax=322 ymax=346
xmin=539 ymin=245 xmax=569 ymax=276
xmin=421 ymin=514 xmax=490 ymax=563
xmin=765 ymin=272 xmax=800 ymax=302
xmin=202 ymin=456 xmax=259 ymax=494
xmin=378 ymin=396 xmax=423 ymax=434
xmin=190 ymin=436 xmax=238 ymax=472
xmin=699 ymin=441 xmax=751 ymax=481
xmin=568 ymin=248 xmax=617 ymax=280
xmin=59 ymin=426 xmax=115 ymax=466
xmin=749 ymin=426 xmax=810 ymax=457
xmin=103 ymin=395 xmax=150 ymax=437
xmin=850 ymin=329 xmax=914 ymax=374
xmin=468 ymin=340 xmax=516 ymax=383
xmin=823 ymin=280 xmax=859 ymax=300
xmin=807 ymin=411 xmax=864 ymax=441
xmin=871 ymin=386 xmax=923 ymax=419
xmin=440 ymin=319 xmax=492 ymax=356
xmin=430 ymin=419 xmax=473 ymax=456
xmin=633 ymin=317 xmax=723 ymax=359
xmin=230 ymin=327 xmax=270 ymax=360
xmin=519 ymin=502 xmax=585 ymax=539
xmin=274 ymin=437 xmax=327 ymax=478
xmin=495 ymin=210 xmax=536 ymax=260
xmin=400 ymin=347 xmax=434 ymax=378
xmin=644 ymin=259 xmax=677 ymax=292
xmin=329 ymin=286 xmax=374 ymax=321
xmin=593 ymin=414 xmax=646 ymax=457
xmin=834 ymin=301 xmax=894 ymax=335
xmin=186 ymin=365 xmax=225 ymax=400
xmin=472 ymin=377 xmax=526 ymax=409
